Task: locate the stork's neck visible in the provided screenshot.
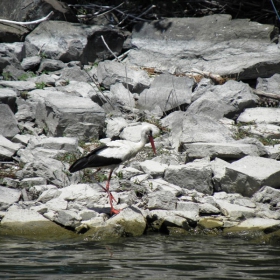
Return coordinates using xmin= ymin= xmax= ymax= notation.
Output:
xmin=133 ymin=134 xmax=148 ymax=153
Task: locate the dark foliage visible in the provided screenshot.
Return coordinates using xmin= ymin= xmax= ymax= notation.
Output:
xmin=66 ymin=0 xmax=280 ymax=27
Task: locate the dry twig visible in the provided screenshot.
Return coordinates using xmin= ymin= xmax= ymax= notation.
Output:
xmin=0 ymin=11 xmax=54 ymax=25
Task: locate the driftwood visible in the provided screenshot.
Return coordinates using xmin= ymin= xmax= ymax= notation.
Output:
xmin=252 ymin=89 xmax=280 ymax=101
xmin=0 ymin=11 xmax=54 ymax=26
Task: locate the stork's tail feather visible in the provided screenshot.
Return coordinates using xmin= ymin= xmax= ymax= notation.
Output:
xmin=69 ymin=157 xmax=88 ymax=173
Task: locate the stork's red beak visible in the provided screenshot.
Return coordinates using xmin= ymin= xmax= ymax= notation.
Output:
xmin=149 ymin=135 xmax=156 ymax=154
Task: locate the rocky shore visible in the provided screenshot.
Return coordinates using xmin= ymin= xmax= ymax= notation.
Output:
xmin=1 ymin=6 xmax=280 ymax=243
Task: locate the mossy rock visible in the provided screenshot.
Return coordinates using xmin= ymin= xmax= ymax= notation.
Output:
xmin=0 ymin=221 xmax=77 ymax=241
xmin=198 ymin=217 xmax=224 ymax=229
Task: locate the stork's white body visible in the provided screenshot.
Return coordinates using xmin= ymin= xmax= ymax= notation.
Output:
xmin=69 ymin=126 xmax=156 ymax=214
xmin=96 ymin=139 xmax=146 ymax=166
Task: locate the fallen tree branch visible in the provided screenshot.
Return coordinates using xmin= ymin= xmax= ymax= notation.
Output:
xmin=252 ymin=89 xmax=280 ymax=101
xmin=101 ymin=35 xmax=119 ymax=61
xmin=0 ymin=11 xmax=54 ymax=26
xmin=191 ymin=68 xmax=227 ymax=84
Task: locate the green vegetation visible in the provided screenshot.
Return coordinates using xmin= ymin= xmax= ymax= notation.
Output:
xmin=233 ymin=122 xmax=280 ymax=146
xmin=20 ymin=91 xmax=29 ymax=100
xmin=18 ymin=72 xmax=36 ymax=81
xmin=39 ymin=52 xmax=47 ymax=59
xmin=2 ymin=72 xmax=12 ymax=81
xmin=36 ymin=82 xmax=46 ymax=89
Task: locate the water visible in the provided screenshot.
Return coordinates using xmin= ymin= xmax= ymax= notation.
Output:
xmin=1 ymin=234 xmax=280 ymax=280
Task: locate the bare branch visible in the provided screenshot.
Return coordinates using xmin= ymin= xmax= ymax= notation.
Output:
xmin=96 ymin=2 xmax=124 ymax=18
xmin=101 ymin=35 xmax=119 ymax=61
xmin=0 ymin=11 xmax=54 ymax=26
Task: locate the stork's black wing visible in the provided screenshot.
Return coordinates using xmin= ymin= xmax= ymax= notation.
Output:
xmin=69 ymin=144 xmax=122 ymax=173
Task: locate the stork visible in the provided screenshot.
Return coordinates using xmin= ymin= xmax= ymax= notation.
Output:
xmin=69 ymin=126 xmax=156 ymax=214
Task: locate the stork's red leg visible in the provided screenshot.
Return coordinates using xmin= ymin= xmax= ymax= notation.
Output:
xmin=105 ymin=169 xmax=117 ymax=202
xmin=106 ymin=169 xmax=120 ymax=214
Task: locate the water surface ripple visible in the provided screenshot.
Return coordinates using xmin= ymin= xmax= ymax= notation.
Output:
xmin=1 ymin=234 xmax=280 ymax=279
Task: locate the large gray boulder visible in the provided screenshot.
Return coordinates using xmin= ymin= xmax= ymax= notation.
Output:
xmin=25 ymin=21 xmax=124 ymax=64
xmin=165 ymin=112 xmax=234 ymax=150
xmin=164 ymin=158 xmax=213 ymax=194
xmin=128 ymin=15 xmax=280 ymax=79
xmin=29 ymin=90 xmax=105 ymax=140
xmin=187 ymin=80 xmax=258 ymax=120
xmin=0 ymin=104 xmax=19 ymax=139
xmin=219 ymin=156 xmax=280 ymax=197
xmin=137 ymin=74 xmax=194 ymax=114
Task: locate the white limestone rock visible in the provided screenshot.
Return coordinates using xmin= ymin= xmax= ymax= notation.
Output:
xmin=238 ymin=108 xmax=280 ymax=125
xmin=147 ymin=190 xmax=177 ymax=210
xmin=140 ymin=160 xmax=168 ymax=178
xmin=0 ymin=186 xmax=21 ymax=210
xmin=97 ymin=60 xmax=150 ymax=93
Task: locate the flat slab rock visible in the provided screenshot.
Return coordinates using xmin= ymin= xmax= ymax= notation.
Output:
xmin=237 ymin=108 xmax=280 ymax=125
xmin=25 ymin=21 xmax=124 ymax=64
xmin=129 ymin=15 xmax=279 ymax=79
xmin=0 ymin=205 xmax=76 ymax=239
xmin=183 ymin=142 xmax=265 ymax=160
xmin=224 ymin=218 xmax=280 ymax=233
